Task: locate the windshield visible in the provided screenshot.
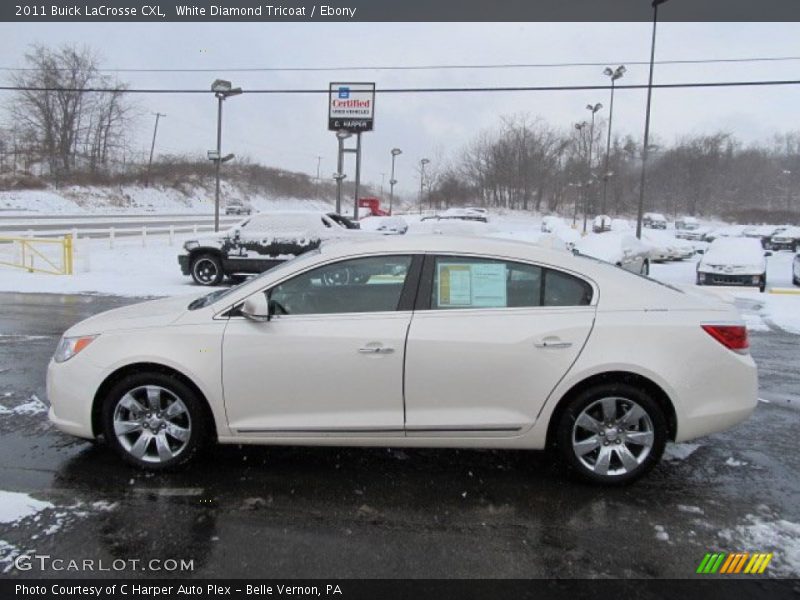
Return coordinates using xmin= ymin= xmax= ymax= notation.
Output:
xmin=186 ymin=249 xmax=322 ymax=310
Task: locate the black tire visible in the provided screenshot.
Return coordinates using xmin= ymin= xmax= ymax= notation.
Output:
xmin=102 ymin=372 xmax=208 ymax=471
xmin=190 ymin=253 xmax=224 ymax=286
xmin=555 ymin=382 xmax=668 ymax=485
xmin=696 ymin=273 xmax=704 ymax=286
xmin=759 ymin=275 xmax=767 ymax=293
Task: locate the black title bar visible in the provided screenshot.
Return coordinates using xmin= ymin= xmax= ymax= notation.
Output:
xmin=4 ymin=0 xmax=800 ymax=22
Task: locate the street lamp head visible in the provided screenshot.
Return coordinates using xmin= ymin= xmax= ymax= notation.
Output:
xmin=587 ymin=103 xmax=603 ymax=114
xmin=616 ymin=65 xmax=627 ymax=78
xmin=652 ymin=0 xmax=670 ymax=6
xmin=211 ymin=79 xmax=232 ymax=93
xmin=420 ymin=158 xmax=430 ymax=166
xmin=575 ymin=121 xmax=587 ymax=130
xmin=391 ymin=148 xmax=402 ymax=156
xmin=603 ymin=67 xmax=614 ymax=77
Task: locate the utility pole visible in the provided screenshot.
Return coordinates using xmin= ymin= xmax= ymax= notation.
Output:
xmin=636 ymin=0 xmax=670 ymax=239
xmin=418 ymin=158 xmax=430 ymax=214
xmin=145 ymin=112 xmax=165 ymax=187
xmin=353 ymin=132 xmax=362 ymax=220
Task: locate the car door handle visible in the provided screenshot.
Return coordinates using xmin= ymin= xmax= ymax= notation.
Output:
xmin=534 ymin=339 xmax=573 ymax=349
xmin=358 ymin=346 xmax=395 ymax=354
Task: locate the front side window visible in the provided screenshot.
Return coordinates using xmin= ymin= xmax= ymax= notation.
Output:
xmin=431 ymin=256 xmax=591 ymax=309
xmin=268 ymin=255 xmax=412 ymax=315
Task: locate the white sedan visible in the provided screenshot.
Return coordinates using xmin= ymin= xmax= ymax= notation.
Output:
xmin=47 ymin=236 xmax=757 ymax=485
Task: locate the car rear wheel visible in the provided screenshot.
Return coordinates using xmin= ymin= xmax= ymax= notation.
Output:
xmin=191 ymin=254 xmax=224 ymax=286
xmin=555 ymin=382 xmax=667 ymax=485
xmin=102 ymin=372 xmax=207 ymax=471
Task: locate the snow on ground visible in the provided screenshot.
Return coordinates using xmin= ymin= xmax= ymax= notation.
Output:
xmin=0 ymin=395 xmax=48 ymax=416
xmin=0 ymin=184 xmax=332 ymax=216
xmin=663 ymin=442 xmax=701 ymax=461
xmin=0 ymin=491 xmax=53 ymax=524
xmin=0 ymin=494 xmax=118 ymax=573
xmin=718 ymin=510 xmax=800 ymax=577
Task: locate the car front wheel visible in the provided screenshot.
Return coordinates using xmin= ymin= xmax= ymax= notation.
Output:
xmin=555 ymin=382 xmax=667 ymax=485
xmin=102 ymin=372 xmax=208 ymax=470
xmin=190 ymin=253 xmax=224 ymax=286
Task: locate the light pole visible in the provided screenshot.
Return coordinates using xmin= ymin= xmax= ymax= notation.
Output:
xmin=636 ymin=0 xmax=670 ymax=239
xmin=316 ymin=155 xmax=322 ymax=181
xmin=389 ymin=148 xmax=402 ymax=216
xmin=210 ymin=79 xmax=242 ymax=232
xmin=334 ymin=130 xmax=352 ymax=215
xmin=601 ymin=65 xmax=625 ymax=214
xmin=418 ymin=158 xmax=430 ymax=215
xmin=582 ymin=102 xmax=603 ymax=233
xmin=145 ymin=112 xmax=165 ymax=188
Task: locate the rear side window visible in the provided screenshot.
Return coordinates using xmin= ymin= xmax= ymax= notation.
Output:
xmin=430 ymin=256 xmax=592 ymax=309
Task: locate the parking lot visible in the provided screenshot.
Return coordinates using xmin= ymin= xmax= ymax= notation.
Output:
xmin=1 ymin=291 xmax=798 ymax=578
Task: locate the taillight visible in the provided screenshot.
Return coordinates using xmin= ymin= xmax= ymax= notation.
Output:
xmin=702 ymin=324 xmax=749 ymax=353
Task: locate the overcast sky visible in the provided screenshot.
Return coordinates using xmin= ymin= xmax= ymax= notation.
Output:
xmin=0 ymin=22 xmax=798 ymax=196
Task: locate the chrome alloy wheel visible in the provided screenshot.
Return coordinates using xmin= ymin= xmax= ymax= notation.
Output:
xmin=571 ymin=396 xmax=655 ymax=476
xmin=113 ymin=385 xmax=192 ymax=464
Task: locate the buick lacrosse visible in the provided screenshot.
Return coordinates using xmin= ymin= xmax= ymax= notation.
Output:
xmin=48 ymin=236 xmax=757 ymax=484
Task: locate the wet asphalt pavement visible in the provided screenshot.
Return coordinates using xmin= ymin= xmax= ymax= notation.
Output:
xmin=0 ymin=292 xmax=798 ymax=579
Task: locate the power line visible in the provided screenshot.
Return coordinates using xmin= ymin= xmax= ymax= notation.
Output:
xmin=2 ymin=79 xmax=800 ymax=94
xmin=3 ymin=55 xmax=800 ymax=73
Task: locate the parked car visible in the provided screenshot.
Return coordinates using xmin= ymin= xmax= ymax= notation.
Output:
xmin=574 ymin=232 xmax=651 ymax=275
xmin=743 ymin=225 xmax=785 ymax=249
xmin=642 ymin=230 xmax=692 ymax=262
xmin=592 ymin=215 xmax=612 ymax=233
xmin=224 ymin=201 xmax=252 ymax=216
xmin=794 ymin=253 xmax=800 ymax=286
xmin=675 ymin=225 xmax=712 ymax=241
xmin=675 ymin=216 xmax=700 ymax=231
xmin=432 ymin=208 xmax=489 ymax=223
xmin=769 ymin=226 xmax=800 ymax=252
xmin=359 ymin=215 xmax=409 ymax=235
xmin=696 ymin=237 xmax=769 ymax=292
xmin=48 ymin=235 xmax=757 ymax=484
xmin=643 ymin=212 xmax=667 ymax=230
xmin=703 ymin=225 xmax=749 ymax=244
xmin=178 ymin=211 xmax=363 ymax=286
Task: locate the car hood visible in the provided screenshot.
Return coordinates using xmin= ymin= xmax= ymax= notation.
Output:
xmin=65 ymin=295 xmax=196 ymax=336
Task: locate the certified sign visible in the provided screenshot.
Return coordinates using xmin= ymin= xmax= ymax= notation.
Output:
xmin=328 ymin=82 xmax=375 ymax=132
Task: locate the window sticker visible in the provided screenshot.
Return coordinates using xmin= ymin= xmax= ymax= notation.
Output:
xmin=437 ymin=262 xmax=507 ymax=308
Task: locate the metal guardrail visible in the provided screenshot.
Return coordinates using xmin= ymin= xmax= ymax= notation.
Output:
xmin=0 ymin=235 xmax=73 ymax=275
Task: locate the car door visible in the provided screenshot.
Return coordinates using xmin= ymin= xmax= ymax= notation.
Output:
xmin=404 ymin=255 xmax=596 ymax=435
xmin=222 ymin=254 xmax=421 ymax=435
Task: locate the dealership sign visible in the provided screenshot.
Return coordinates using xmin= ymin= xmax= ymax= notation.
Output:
xmin=328 ymin=82 xmax=375 ymax=132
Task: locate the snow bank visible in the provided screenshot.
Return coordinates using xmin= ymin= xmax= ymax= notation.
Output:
xmin=719 ymin=513 xmax=800 ymax=577
xmin=0 ymin=491 xmax=53 ymax=524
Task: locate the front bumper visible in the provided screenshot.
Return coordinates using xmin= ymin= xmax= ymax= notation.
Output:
xmin=697 ymin=271 xmax=762 ymax=286
xmin=46 ymin=357 xmax=102 ymax=440
xmin=770 ymin=241 xmax=797 ymax=251
xmin=178 ymin=254 xmax=191 ymax=275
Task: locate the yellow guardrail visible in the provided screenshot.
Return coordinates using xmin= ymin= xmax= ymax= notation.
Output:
xmin=0 ymin=235 xmax=73 ymax=275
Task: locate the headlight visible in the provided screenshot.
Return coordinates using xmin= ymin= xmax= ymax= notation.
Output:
xmin=54 ymin=335 xmax=98 ymax=363
xmin=183 ymin=240 xmax=200 ymax=251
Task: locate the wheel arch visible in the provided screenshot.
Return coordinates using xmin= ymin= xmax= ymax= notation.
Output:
xmin=545 ymin=370 xmax=677 ymax=448
xmin=91 ymin=362 xmax=218 ymax=441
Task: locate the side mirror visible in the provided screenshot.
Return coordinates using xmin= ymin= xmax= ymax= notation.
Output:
xmin=241 ymin=293 xmax=270 ymax=322
xmin=764 ymin=251 xmax=773 ymax=257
